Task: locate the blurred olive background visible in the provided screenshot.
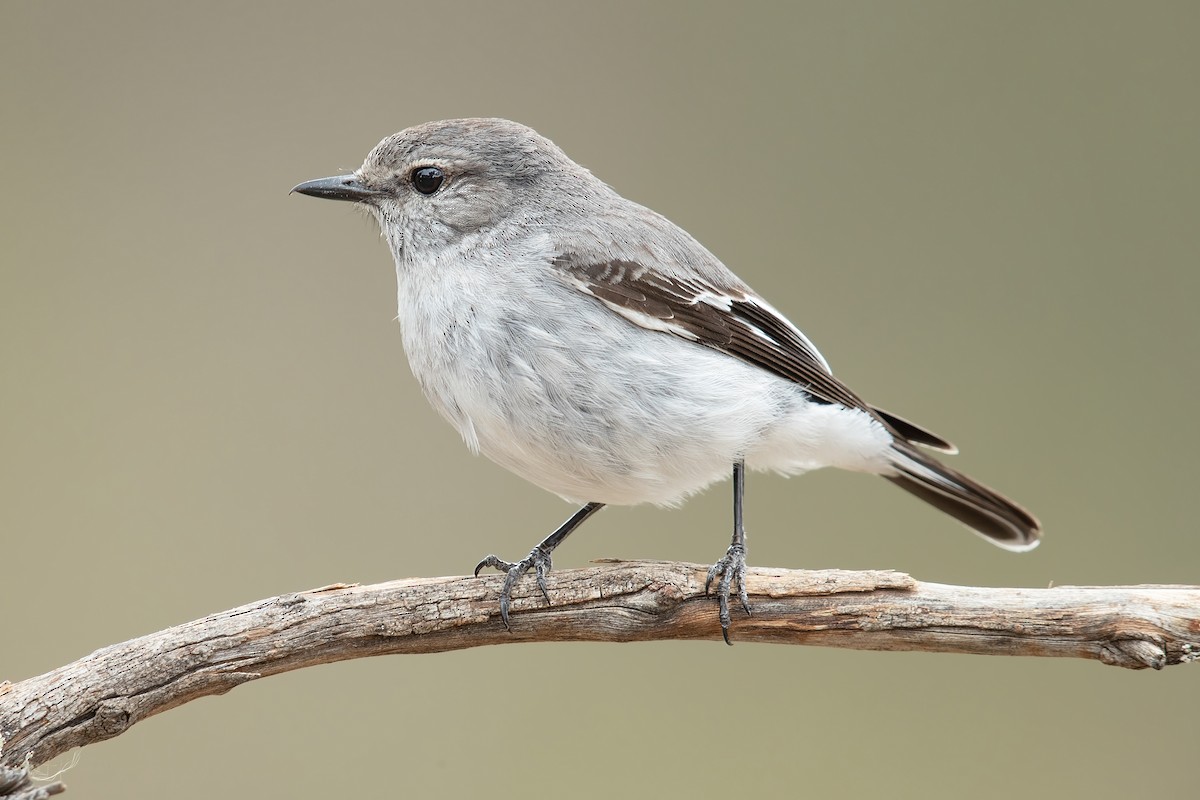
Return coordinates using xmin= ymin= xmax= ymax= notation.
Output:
xmin=3 ymin=1 xmax=1197 ymax=797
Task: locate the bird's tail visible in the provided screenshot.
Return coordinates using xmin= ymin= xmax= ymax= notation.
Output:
xmin=884 ymin=442 xmax=1042 ymax=551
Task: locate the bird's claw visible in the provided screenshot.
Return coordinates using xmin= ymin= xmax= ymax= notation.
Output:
xmin=473 ymin=547 xmax=554 ymax=629
xmin=704 ymin=542 xmax=751 ymax=645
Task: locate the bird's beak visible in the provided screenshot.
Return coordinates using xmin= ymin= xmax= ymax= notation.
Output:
xmin=290 ymin=174 xmax=382 ymax=203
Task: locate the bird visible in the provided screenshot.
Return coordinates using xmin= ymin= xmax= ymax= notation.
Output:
xmin=292 ymin=118 xmax=1041 ymax=643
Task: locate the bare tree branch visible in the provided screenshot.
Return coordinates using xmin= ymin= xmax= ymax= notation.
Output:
xmin=2 ymin=560 xmax=1197 ymax=787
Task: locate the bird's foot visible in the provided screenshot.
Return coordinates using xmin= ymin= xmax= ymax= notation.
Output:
xmin=473 ymin=546 xmax=554 ymax=630
xmin=704 ymin=542 xmax=752 ymax=645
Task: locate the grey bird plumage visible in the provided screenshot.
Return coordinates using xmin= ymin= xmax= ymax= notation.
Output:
xmin=293 ymin=118 xmax=1041 ymax=642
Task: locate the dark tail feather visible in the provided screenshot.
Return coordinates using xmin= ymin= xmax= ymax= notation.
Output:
xmin=885 ymin=443 xmax=1042 ymax=552
xmin=872 ymin=406 xmax=958 ymax=454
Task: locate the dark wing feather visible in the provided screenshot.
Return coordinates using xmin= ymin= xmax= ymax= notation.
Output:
xmin=554 ymin=255 xmax=875 ymax=415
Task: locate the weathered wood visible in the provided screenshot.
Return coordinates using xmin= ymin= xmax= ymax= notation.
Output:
xmin=0 ymin=765 xmax=65 ymax=800
xmin=2 ymin=561 xmax=1197 ymax=784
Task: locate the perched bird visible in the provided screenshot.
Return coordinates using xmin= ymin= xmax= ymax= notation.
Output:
xmin=293 ymin=118 xmax=1041 ymax=643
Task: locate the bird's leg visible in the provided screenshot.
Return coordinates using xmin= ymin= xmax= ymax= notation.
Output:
xmin=474 ymin=502 xmax=605 ymax=629
xmin=705 ymin=460 xmax=751 ymax=645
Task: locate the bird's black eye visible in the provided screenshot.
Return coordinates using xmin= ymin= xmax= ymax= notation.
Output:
xmin=411 ymin=166 xmax=445 ymax=195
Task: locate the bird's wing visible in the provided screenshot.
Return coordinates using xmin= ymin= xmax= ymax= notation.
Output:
xmin=552 ymin=253 xmax=869 ymax=412
xmin=551 ymin=253 xmax=958 ymax=453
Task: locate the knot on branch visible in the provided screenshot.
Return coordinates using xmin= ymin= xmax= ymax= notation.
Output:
xmin=1101 ymin=637 xmax=1168 ymax=670
xmin=94 ymin=700 xmax=132 ymax=736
